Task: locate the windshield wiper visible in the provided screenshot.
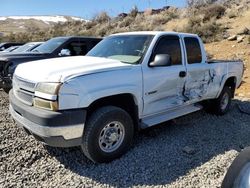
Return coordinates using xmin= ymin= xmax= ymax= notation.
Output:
xmin=32 ymin=49 xmax=40 ymax=53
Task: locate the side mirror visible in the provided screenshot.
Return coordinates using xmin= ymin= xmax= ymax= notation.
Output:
xmin=149 ymin=54 xmax=171 ymax=67
xmin=0 ymin=47 xmax=5 ymax=51
xmin=59 ymin=49 xmax=71 ymax=56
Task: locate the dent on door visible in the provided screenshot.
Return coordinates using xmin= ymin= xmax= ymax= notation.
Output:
xmin=182 ymin=69 xmax=218 ymax=101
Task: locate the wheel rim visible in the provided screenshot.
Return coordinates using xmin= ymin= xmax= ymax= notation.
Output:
xmin=98 ymin=121 xmax=125 ymax=153
xmin=220 ymin=92 xmax=229 ymax=111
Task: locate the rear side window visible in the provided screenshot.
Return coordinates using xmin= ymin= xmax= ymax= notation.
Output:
xmin=184 ymin=37 xmax=202 ymax=64
xmin=153 ymin=35 xmax=182 ymax=66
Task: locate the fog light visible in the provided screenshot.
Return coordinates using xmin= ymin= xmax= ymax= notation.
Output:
xmin=33 ymin=97 xmax=58 ymax=111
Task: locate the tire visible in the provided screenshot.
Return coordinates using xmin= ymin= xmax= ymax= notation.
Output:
xmin=81 ymin=106 xmax=134 ymax=163
xmin=209 ymin=86 xmax=232 ymax=115
xmin=3 ymin=87 xmax=11 ymax=93
xmin=222 ymin=147 xmax=250 ymax=188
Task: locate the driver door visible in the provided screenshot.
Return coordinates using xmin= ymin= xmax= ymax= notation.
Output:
xmin=142 ymin=35 xmax=187 ymax=117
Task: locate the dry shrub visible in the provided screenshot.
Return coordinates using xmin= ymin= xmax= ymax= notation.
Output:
xmin=151 ymin=9 xmax=179 ymax=25
xmin=130 ymin=6 xmax=139 ymax=18
xmin=183 ymin=16 xmax=223 ymax=42
xmin=94 ymin=23 xmax=114 ymax=36
xmin=93 ymin=12 xmax=111 ymax=23
xmin=85 ymin=21 xmax=97 ymax=30
xmin=187 ymin=0 xmax=220 ymax=7
xmin=202 ymin=4 xmax=226 ymax=21
xmin=118 ymin=16 xmax=134 ymax=28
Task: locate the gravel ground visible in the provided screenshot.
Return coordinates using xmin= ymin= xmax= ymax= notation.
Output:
xmin=1 ymin=90 xmax=250 ymax=188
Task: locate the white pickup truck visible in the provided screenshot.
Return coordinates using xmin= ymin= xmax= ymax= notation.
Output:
xmin=9 ymin=32 xmax=244 ymax=163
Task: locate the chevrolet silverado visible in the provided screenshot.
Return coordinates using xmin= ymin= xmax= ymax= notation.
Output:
xmin=9 ymin=32 xmax=244 ymax=163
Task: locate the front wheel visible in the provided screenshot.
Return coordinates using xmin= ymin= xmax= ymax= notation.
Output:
xmin=3 ymin=87 xmax=11 ymax=93
xmin=81 ymin=106 xmax=134 ymax=163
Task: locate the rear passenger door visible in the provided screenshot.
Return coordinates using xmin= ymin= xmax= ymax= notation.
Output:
xmin=142 ymin=35 xmax=187 ymax=116
xmin=183 ymin=37 xmax=212 ymax=102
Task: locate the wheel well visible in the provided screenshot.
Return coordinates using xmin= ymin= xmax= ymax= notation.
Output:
xmin=87 ymin=94 xmax=139 ymax=130
xmin=224 ymin=77 xmax=237 ymax=97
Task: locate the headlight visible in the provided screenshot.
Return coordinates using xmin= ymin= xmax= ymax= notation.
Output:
xmin=35 ymin=82 xmax=61 ymax=95
xmin=33 ymin=82 xmax=61 ymax=111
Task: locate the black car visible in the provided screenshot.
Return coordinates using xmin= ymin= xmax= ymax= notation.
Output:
xmin=0 ymin=42 xmax=25 ymax=51
xmin=0 ymin=36 xmax=102 ymax=92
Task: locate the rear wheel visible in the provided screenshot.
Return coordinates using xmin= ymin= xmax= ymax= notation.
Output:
xmin=206 ymin=86 xmax=232 ymax=115
xmin=81 ymin=106 xmax=134 ymax=163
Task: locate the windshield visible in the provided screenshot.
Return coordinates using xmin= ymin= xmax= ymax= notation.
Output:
xmin=32 ymin=38 xmax=68 ymax=53
xmin=3 ymin=46 xmax=19 ymax=52
xmin=87 ymin=35 xmax=153 ymax=64
xmin=13 ymin=43 xmax=36 ymax=53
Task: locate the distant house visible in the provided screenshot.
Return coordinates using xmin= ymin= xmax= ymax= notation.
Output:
xmin=0 ymin=32 xmax=4 ymax=37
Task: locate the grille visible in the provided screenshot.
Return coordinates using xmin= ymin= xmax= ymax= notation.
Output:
xmin=13 ymin=75 xmax=36 ymax=105
xmin=15 ymin=90 xmax=33 ymax=105
xmin=13 ymin=76 xmax=36 ymax=92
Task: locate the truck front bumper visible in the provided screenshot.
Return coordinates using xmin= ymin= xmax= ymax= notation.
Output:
xmin=9 ymin=90 xmax=86 ymax=147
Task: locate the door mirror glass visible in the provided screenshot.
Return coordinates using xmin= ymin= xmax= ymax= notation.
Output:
xmin=59 ymin=49 xmax=71 ymax=56
xmin=149 ymin=54 xmax=171 ymax=67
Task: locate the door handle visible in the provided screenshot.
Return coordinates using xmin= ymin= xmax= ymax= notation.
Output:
xmin=179 ymin=71 xmax=187 ymax=78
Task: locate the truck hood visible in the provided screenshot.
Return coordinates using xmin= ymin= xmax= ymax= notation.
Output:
xmin=14 ymin=56 xmax=132 ymax=82
xmin=0 ymin=52 xmax=48 ymax=63
xmin=0 ymin=52 xmax=47 ymax=58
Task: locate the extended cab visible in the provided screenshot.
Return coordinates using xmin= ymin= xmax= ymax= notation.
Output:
xmin=9 ymin=32 xmax=244 ymax=163
xmin=0 ymin=36 xmax=102 ymax=92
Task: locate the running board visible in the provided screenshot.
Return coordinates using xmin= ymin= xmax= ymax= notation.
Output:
xmin=141 ymin=104 xmax=203 ymax=128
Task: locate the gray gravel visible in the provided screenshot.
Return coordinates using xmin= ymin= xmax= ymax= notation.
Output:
xmin=1 ymin=89 xmax=250 ymax=188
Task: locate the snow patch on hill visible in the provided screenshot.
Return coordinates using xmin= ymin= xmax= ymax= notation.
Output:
xmin=0 ymin=16 xmax=86 ymax=24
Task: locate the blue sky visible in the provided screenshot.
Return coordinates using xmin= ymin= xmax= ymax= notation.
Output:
xmin=0 ymin=0 xmax=186 ymax=19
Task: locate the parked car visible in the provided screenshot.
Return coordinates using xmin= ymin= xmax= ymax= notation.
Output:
xmin=0 ymin=46 xmax=21 ymax=53
xmin=0 ymin=36 xmax=102 ymax=92
xmin=9 ymin=31 xmax=244 ymax=163
xmin=0 ymin=42 xmax=44 ymax=55
xmin=12 ymin=42 xmax=44 ymax=53
xmin=0 ymin=42 xmax=24 ymax=51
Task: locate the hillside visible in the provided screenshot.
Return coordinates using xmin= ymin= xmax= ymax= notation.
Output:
xmin=0 ymin=15 xmax=86 ymax=34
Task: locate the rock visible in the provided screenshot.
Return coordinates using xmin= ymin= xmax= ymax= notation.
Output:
xmin=182 ymin=146 xmax=196 ymax=155
xmin=237 ymin=35 xmax=245 ymax=43
xmin=237 ymin=27 xmax=250 ymax=35
xmin=228 ymin=35 xmax=237 ymax=41
xmin=223 ymin=33 xmax=230 ymax=39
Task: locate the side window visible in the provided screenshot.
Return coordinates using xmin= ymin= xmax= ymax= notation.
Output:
xmin=153 ymin=36 xmax=182 ymax=66
xmin=78 ymin=41 xmax=88 ymax=55
xmin=64 ymin=41 xmax=87 ymax=56
xmin=184 ymin=37 xmax=202 ymax=64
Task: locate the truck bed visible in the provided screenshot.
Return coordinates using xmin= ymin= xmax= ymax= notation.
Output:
xmin=207 ymin=59 xmax=242 ymax=64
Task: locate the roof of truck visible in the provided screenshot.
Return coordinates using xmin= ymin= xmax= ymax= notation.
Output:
xmin=111 ymin=31 xmax=198 ymax=37
xmin=53 ymin=36 xmax=102 ymax=40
